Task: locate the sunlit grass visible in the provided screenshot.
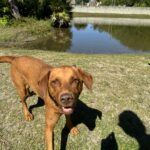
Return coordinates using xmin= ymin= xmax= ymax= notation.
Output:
xmin=0 ymin=49 xmax=150 ymax=150
xmin=0 ymin=18 xmax=51 ymax=42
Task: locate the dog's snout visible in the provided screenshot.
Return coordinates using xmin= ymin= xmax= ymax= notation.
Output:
xmin=60 ymin=93 xmax=73 ymax=104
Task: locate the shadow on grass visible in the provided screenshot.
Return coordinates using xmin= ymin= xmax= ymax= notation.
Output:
xmin=101 ymin=132 xmax=118 ymax=150
xmin=29 ymin=97 xmax=45 ymax=114
xmin=28 ymin=98 xmax=102 ymax=150
xmin=118 ymin=110 xmax=150 ymax=150
xmin=61 ymin=99 xmax=102 ymax=150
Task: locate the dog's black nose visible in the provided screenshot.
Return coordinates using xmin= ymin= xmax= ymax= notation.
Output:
xmin=60 ymin=94 xmax=73 ymax=104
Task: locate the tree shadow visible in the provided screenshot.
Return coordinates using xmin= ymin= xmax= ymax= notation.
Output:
xmin=61 ymin=99 xmax=102 ymax=150
xmin=118 ymin=110 xmax=150 ymax=150
xmin=101 ymin=132 xmax=118 ymax=150
xmin=29 ymin=97 xmax=45 ymax=114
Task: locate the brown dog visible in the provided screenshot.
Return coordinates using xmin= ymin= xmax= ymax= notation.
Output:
xmin=0 ymin=56 xmax=93 ymax=150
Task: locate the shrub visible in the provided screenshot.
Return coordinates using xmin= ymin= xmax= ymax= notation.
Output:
xmin=51 ymin=11 xmax=70 ymax=28
xmin=0 ymin=1 xmax=10 ymax=18
xmin=49 ymin=0 xmax=71 ymax=28
xmin=0 ymin=16 xmax=9 ymax=26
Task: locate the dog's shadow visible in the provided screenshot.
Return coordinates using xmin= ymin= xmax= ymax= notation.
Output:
xmin=28 ymin=98 xmax=102 ymax=150
xmin=29 ymin=97 xmax=45 ymax=114
xmin=101 ymin=132 xmax=118 ymax=150
xmin=118 ymin=110 xmax=150 ymax=150
xmin=61 ymin=99 xmax=102 ymax=150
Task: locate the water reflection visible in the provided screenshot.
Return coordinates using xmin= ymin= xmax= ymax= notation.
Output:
xmin=94 ymin=25 xmax=150 ymax=51
xmin=22 ymin=28 xmax=72 ymax=51
xmin=69 ymin=24 xmax=150 ymax=53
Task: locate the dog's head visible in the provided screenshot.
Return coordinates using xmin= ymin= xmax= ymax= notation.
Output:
xmin=38 ymin=66 xmax=93 ymax=115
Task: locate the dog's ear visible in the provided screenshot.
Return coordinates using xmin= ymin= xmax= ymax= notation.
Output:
xmin=38 ymin=69 xmax=51 ymax=98
xmin=77 ymin=68 xmax=93 ymax=90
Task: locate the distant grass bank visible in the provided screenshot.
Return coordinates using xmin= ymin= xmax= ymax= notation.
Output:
xmin=0 ymin=49 xmax=150 ymax=150
xmin=73 ymin=12 xmax=150 ymax=19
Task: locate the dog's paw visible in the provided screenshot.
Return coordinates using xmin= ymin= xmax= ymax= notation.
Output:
xmin=70 ymin=127 xmax=79 ymax=136
xmin=25 ymin=112 xmax=34 ymax=121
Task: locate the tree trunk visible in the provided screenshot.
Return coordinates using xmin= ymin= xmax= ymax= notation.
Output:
xmin=8 ymin=0 xmax=21 ymax=19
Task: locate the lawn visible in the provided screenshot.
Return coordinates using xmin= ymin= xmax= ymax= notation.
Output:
xmin=0 ymin=49 xmax=150 ymax=150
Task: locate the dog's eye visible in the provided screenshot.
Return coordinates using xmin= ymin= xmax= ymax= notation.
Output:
xmin=72 ymin=78 xmax=80 ymax=84
xmin=51 ymin=79 xmax=60 ymax=87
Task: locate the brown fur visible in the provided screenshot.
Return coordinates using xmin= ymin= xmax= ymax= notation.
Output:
xmin=0 ymin=55 xmax=93 ymax=150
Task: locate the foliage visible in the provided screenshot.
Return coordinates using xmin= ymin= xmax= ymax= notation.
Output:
xmin=0 ymin=16 xmax=9 ymax=26
xmin=0 ymin=0 xmax=71 ymax=28
xmin=75 ymin=0 xmax=89 ymax=4
xmin=51 ymin=12 xmax=71 ymax=28
xmin=49 ymin=0 xmax=71 ymax=28
xmin=16 ymin=0 xmax=52 ymax=19
xmin=100 ymin=0 xmax=150 ymax=6
xmin=49 ymin=0 xmax=71 ymax=13
xmin=0 ymin=1 xmax=10 ymax=26
xmin=15 ymin=0 xmax=71 ymax=19
xmin=0 ymin=1 xmax=10 ymax=17
xmin=16 ymin=0 xmax=71 ymax=27
xmin=0 ymin=0 xmax=71 ymax=20
xmin=144 ymin=0 xmax=150 ymax=6
xmin=0 ymin=0 xmax=149 ymax=24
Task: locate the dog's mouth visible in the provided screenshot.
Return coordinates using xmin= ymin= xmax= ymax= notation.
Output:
xmin=62 ymin=106 xmax=74 ymax=115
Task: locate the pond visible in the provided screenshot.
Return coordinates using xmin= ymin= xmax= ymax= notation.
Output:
xmin=1 ymin=23 xmax=150 ymax=54
xmin=69 ymin=24 xmax=150 ymax=53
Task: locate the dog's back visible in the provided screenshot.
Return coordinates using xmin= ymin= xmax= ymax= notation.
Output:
xmin=0 ymin=55 xmax=52 ymax=96
xmin=0 ymin=56 xmax=16 ymax=63
xmin=0 ymin=55 xmax=51 ymax=78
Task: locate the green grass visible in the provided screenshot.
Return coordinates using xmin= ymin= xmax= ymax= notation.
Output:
xmin=0 ymin=18 xmax=51 ymax=42
xmin=73 ymin=12 xmax=150 ymax=19
xmin=0 ymin=48 xmax=150 ymax=150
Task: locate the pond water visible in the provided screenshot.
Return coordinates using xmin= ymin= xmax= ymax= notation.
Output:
xmin=1 ymin=23 xmax=150 ymax=54
xmin=69 ymin=24 xmax=150 ymax=53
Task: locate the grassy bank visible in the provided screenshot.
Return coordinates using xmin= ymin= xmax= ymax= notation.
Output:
xmin=73 ymin=12 xmax=150 ymax=19
xmin=0 ymin=18 xmax=51 ymax=42
xmin=0 ymin=49 xmax=150 ymax=150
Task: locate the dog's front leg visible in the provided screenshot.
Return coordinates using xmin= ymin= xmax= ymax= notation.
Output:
xmin=65 ymin=115 xmax=79 ymax=136
xmin=45 ymin=107 xmax=60 ymax=150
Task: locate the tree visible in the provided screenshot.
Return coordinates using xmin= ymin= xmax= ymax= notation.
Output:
xmin=125 ymin=0 xmax=137 ymax=6
xmin=8 ymin=0 xmax=21 ymax=19
xmin=16 ymin=0 xmax=51 ymax=19
xmin=0 ymin=0 xmax=10 ymax=17
xmin=144 ymin=0 xmax=150 ymax=6
xmin=100 ymin=0 xmax=150 ymax=6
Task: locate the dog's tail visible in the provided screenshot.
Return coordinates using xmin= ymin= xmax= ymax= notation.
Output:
xmin=0 ymin=56 xmax=16 ymax=64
